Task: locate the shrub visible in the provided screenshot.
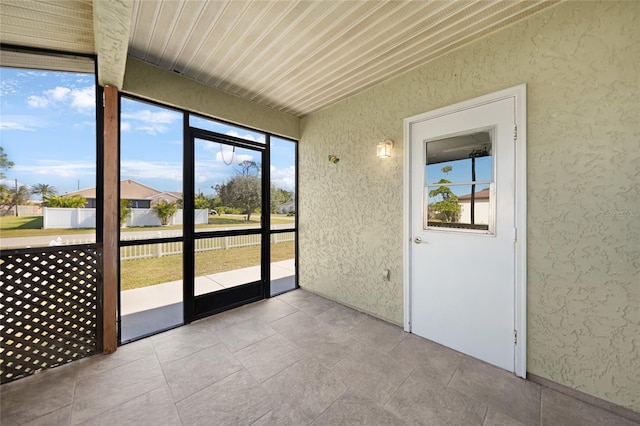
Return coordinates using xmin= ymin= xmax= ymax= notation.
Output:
xmin=120 ymin=199 xmax=132 ymax=225
xmin=152 ymin=200 xmax=178 ymax=226
xmin=44 ymin=194 xmax=87 ymax=208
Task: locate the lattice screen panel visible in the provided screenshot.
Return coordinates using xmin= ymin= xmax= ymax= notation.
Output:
xmin=0 ymin=246 xmax=101 ymax=383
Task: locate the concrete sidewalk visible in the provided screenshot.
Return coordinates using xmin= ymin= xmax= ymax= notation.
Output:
xmin=121 ymin=259 xmax=295 ymax=315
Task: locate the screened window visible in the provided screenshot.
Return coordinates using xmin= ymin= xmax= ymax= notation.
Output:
xmin=0 ymin=66 xmax=97 ymax=249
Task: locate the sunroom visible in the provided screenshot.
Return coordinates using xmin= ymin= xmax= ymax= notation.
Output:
xmin=0 ymin=1 xmax=638 ymax=424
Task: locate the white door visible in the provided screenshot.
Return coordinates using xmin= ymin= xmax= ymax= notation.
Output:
xmin=409 ymin=93 xmax=520 ymax=373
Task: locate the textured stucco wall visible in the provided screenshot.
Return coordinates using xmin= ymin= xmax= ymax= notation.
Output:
xmin=299 ymin=1 xmax=639 ymax=411
xmin=122 ymin=57 xmax=300 ymax=140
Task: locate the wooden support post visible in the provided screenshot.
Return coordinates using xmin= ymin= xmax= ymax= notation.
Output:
xmin=103 ymin=85 xmax=118 ymax=353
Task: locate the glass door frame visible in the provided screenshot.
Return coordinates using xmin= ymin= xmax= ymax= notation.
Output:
xmin=184 ymin=127 xmax=271 ymax=322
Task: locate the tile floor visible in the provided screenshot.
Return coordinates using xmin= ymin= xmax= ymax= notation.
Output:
xmin=1 ymin=289 xmax=637 ymax=426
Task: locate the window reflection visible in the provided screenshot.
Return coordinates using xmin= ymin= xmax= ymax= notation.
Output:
xmin=425 ymin=131 xmax=493 ymax=232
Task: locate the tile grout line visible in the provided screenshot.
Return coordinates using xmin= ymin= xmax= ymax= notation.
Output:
xmin=481 ymin=405 xmax=489 ymax=425
xmin=263 ymin=307 xmax=301 ymax=324
xmin=68 ymin=365 xmax=79 ymax=426
xmin=539 ymin=385 xmax=543 ymax=426
xmin=383 ymin=363 xmax=417 ymax=411
xmin=76 ymin=344 xmax=171 ymax=425
xmin=446 ymin=355 xmax=464 ymax=387
xmin=157 ymin=338 xmax=224 ymax=365
xmin=172 ymin=368 xmax=245 ymax=405
xmin=152 ymin=333 xmax=193 ymax=422
xmin=308 ymin=385 xmax=347 ymax=425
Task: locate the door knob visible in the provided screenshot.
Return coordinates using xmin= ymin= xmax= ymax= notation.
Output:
xmin=414 ymin=236 xmax=423 ymax=244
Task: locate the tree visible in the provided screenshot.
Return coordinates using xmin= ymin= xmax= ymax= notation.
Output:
xmin=120 ymin=199 xmax=132 ymax=226
xmin=215 ymin=160 xmax=261 ymax=221
xmin=428 ymin=166 xmax=461 ymax=223
xmin=194 ymin=193 xmax=209 ymax=210
xmin=0 ymin=147 xmax=14 ymax=179
xmin=0 ymin=184 xmax=30 ymax=214
xmin=0 ymin=148 xmax=31 ymax=214
xmin=152 ymin=199 xmax=178 ymax=225
xmin=32 ymin=183 xmax=57 ymax=202
xmin=43 ymin=194 xmax=87 ymax=208
xmin=270 ymin=184 xmax=293 ymax=213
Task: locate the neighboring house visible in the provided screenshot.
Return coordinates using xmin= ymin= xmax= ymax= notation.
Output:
xmin=277 ymin=200 xmax=295 ymax=214
xmin=458 ymin=188 xmax=490 ymax=225
xmin=64 ymin=179 xmax=181 ymax=208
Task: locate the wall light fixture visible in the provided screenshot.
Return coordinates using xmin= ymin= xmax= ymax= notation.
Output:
xmin=377 ymin=139 xmax=393 ymax=158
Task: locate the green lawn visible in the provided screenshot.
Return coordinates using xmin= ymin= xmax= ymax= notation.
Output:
xmin=0 ymin=214 xmax=294 ymax=238
xmin=0 ymin=216 xmax=93 ymax=238
xmin=120 ymin=241 xmax=294 ymax=291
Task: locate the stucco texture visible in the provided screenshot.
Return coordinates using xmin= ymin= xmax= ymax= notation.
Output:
xmin=123 ymin=57 xmax=299 ymax=140
xmin=298 ymin=1 xmax=639 ymax=411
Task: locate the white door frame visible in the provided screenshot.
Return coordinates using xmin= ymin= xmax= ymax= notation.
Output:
xmin=403 ymin=84 xmax=527 ymax=378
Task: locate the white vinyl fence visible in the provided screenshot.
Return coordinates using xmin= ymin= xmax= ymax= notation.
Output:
xmin=1 ymin=205 xmax=43 ymax=217
xmin=49 ymin=231 xmax=295 ymax=262
xmin=43 ymin=207 xmax=96 ymax=228
xmin=43 ymin=208 xmax=207 ymax=229
xmin=120 ymin=232 xmax=295 ymax=261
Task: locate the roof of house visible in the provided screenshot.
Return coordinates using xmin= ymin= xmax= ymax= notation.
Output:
xmin=64 ymin=179 xmax=181 ymax=201
xmin=458 ymin=188 xmax=490 ymax=201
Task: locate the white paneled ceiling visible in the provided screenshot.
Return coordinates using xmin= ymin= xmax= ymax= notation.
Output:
xmin=1 ymin=0 xmax=559 ymax=117
xmin=0 ymin=0 xmax=94 ymax=54
xmin=128 ymin=0 xmax=557 ymax=116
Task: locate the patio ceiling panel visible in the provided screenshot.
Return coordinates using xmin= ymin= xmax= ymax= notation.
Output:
xmin=286 ymin=0 xmax=557 ymax=115
xmin=0 ymin=0 xmax=560 ymax=117
xmin=127 ymin=0 xmax=558 ymax=117
xmin=0 ymin=0 xmax=94 ymax=54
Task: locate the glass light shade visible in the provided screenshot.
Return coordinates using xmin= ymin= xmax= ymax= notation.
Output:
xmin=377 ymin=140 xmax=393 ymax=158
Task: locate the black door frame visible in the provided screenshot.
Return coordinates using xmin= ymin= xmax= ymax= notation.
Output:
xmin=184 ymin=127 xmax=271 ymax=323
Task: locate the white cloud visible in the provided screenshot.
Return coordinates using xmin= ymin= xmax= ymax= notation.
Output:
xmin=0 ymin=79 xmax=19 ymax=96
xmin=135 ymin=125 xmax=168 ymax=136
xmin=27 ymin=95 xmax=49 ymax=107
xmin=200 ymin=141 xmax=256 ymax=166
xmin=48 ymin=86 xmax=71 ymax=101
xmin=214 ymin=152 xmax=253 ymax=165
xmin=120 ymin=109 xmax=180 ymax=135
xmin=0 ymin=115 xmax=44 ymax=131
xmin=70 ymin=86 xmax=94 ymax=111
xmin=26 ymin=85 xmax=95 ymax=113
xmin=121 ymin=109 xmax=180 ymax=124
xmin=270 ymin=165 xmax=295 ymax=191
xmin=120 ymin=160 xmax=182 ymax=182
xmin=13 ymin=160 xmax=95 ymax=179
xmin=226 ymin=130 xmax=265 ymax=143
xmin=121 ymin=122 xmax=132 ymax=132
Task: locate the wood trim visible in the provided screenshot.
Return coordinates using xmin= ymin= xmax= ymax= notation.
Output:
xmin=528 ymin=373 xmax=640 ymax=423
xmin=102 ymin=85 xmax=118 ymax=353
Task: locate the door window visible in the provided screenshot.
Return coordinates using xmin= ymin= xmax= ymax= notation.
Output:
xmin=424 ymin=130 xmax=494 ymax=233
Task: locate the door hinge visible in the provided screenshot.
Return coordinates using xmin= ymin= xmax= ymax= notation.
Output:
xmin=513 ymin=124 xmax=517 ymax=141
xmin=514 ymin=227 xmax=517 ymax=242
xmin=514 ymin=330 xmax=518 ymax=345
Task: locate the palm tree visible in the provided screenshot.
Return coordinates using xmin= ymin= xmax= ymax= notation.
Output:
xmin=31 ymin=183 xmax=57 ymax=203
xmin=152 ymin=199 xmax=177 ymax=226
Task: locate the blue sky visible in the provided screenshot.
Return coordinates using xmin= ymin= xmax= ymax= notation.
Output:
xmin=426 ymin=156 xmax=492 ymax=197
xmin=0 ymin=67 xmax=296 ymax=199
xmin=1 ymin=68 xmax=96 ymax=196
